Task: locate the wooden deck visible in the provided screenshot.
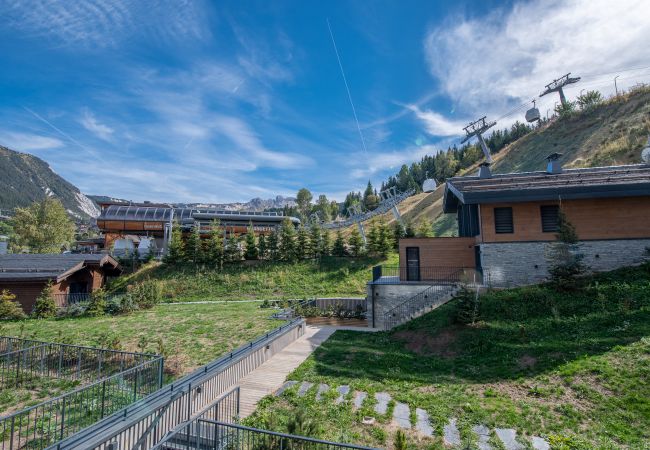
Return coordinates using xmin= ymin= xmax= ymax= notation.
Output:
xmin=238 ymin=325 xmax=378 ymax=418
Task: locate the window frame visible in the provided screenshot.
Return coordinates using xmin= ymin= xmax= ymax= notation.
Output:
xmin=493 ymin=207 xmax=514 ymax=234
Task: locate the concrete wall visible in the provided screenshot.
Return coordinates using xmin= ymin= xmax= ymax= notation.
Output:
xmin=367 ymin=283 xmax=431 ymax=329
xmin=481 ymin=238 xmax=650 ymax=286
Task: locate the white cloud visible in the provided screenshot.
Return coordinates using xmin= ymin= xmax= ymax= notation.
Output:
xmin=349 ymin=144 xmax=439 ymax=180
xmin=0 ymin=131 xmax=63 ymax=151
xmin=403 ymin=104 xmax=465 ymax=137
xmin=424 ymin=0 xmax=650 ymax=121
xmin=80 ymin=110 xmax=114 ymax=140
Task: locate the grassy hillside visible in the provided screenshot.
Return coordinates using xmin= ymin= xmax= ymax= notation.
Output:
xmin=247 ymin=264 xmax=650 ymax=449
xmin=0 ymin=145 xmax=99 ymax=219
xmin=110 ymin=255 xmax=396 ymax=302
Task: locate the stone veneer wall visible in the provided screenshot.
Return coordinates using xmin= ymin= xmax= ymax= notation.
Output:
xmin=480 ymin=238 xmax=650 ymax=287
xmin=367 ymin=283 xmax=431 ymax=330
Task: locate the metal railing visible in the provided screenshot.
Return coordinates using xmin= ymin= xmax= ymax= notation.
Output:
xmin=0 ymin=336 xmax=159 ymax=385
xmin=272 ymin=298 xmax=367 ymax=320
xmin=0 ymin=356 xmax=163 ymax=450
xmin=159 ymin=420 xmax=378 ymax=450
xmin=382 ymin=282 xmax=461 ymax=330
xmin=53 ymin=292 xmax=128 ymax=307
xmin=54 ymin=318 xmax=305 ymax=450
xmin=371 ymin=265 xmax=483 ymax=284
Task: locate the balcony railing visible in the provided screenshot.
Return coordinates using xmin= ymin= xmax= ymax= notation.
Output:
xmin=371 ymin=265 xmax=484 ymax=285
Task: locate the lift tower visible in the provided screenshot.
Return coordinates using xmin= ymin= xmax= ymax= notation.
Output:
xmin=540 ymin=73 xmax=580 ymax=107
xmin=461 ymin=116 xmax=496 ymax=164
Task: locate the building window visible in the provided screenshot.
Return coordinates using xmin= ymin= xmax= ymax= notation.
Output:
xmin=494 ymin=207 xmax=514 ymax=234
xmin=540 ymin=205 xmax=560 ymax=232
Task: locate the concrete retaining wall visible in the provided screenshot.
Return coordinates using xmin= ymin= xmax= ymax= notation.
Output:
xmin=367 ymin=283 xmax=431 ymax=330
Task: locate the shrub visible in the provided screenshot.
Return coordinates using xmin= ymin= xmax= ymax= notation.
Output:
xmin=130 ymin=280 xmax=162 ymax=309
xmin=0 ymin=289 xmax=26 ymax=320
xmin=32 ymin=282 xmax=57 ymax=319
xmin=455 ymin=287 xmax=481 ymax=325
xmin=554 ymin=101 xmax=577 ymax=119
xmin=85 ymin=288 xmax=107 ymax=317
xmin=547 ymin=210 xmax=587 ymax=291
xmin=394 ymin=430 xmax=407 ymax=450
xmin=105 ymin=293 xmax=139 ymax=315
xmin=58 ymin=303 xmax=86 ymax=318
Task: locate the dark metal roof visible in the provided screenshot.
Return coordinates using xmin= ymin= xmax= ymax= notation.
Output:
xmin=98 ymin=205 xmax=300 ymax=224
xmin=443 ymin=164 xmax=650 ymax=212
xmin=0 ymin=254 xmax=121 ymax=282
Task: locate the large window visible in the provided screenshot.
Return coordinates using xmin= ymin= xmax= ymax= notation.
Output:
xmin=494 ymin=207 xmax=514 ymax=234
xmin=540 ymin=205 xmax=560 ymax=232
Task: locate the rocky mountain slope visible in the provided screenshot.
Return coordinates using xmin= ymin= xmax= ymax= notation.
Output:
xmin=0 ymin=146 xmax=99 ymax=220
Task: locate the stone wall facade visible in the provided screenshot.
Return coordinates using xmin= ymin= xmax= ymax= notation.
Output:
xmin=480 ymin=238 xmax=650 ymax=287
xmin=366 ymin=283 xmax=431 ymax=330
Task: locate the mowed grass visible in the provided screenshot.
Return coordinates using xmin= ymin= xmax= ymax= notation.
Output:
xmin=246 ymin=265 xmax=650 ymax=449
xmin=0 ymin=302 xmax=282 ymax=378
xmin=111 ymin=255 xmax=395 ymax=302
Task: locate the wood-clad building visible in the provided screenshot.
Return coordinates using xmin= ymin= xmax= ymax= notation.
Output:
xmin=399 ymin=162 xmax=650 ymax=285
xmin=0 ymin=254 xmax=122 ymax=313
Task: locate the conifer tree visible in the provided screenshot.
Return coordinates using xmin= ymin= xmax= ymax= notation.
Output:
xmin=415 ymin=218 xmax=434 ymax=237
xmin=377 ymin=219 xmax=393 ymax=256
xmin=295 ymin=226 xmax=311 ymax=260
xmin=32 ymin=281 xmax=57 ymax=318
xmin=393 ymin=221 xmax=406 ymax=250
xmin=309 ymin=223 xmax=322 ymax=258
xmin=279 ymin=219 xmax=297 ymax=261
xmin=244 ymin=222 xmax=259 ymax=260
xmin=257 ymin=234 xmax=267 ymax=260
xmin=332 ymin=230 xmax=346 ymax=257
xmin=548 ymin=209 xmax=587 ymax=290
xmin=0 ymin=289 xmax=26 ymax=320
xmin=366 ymin=220 xmax=380 ymax=255
xmin=267 ymin=230 xmax=279 ymax=261
xmin=404 ymin=221 xmax=416 ymax=238
xmin=207 ymin=220 xmax=224 ymax=269
xmin=186 ymin=223 xmax=203 ymax=264
xmin=164 ymin=222 xmax=185 ymax=264
xmin=347 ymin=228 xmax=365 ymax=257
xmin=320 ymin=230 xmax=332 ymax=256
xmin=224 ymin=235 xmax=242 ymax=262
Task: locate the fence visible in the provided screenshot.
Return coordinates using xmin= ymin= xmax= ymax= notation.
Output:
xmin=0 ymin=336 xmax=159 ymax=386
xmin=274 ymin=298 xmax=367 ymax=320
xmin=53 ymin=292 xmax=128 ymax=307
xmin=371 ymin=265 xmax=483 ymax=285
xmin=0 ymin=355 xmax=163 ymax=450
xmin=54 ymin=318 xmax=306 ymax=450
xmin=157 ymin=420 xmax=379 ymax=450
xmin=382 ymin=282 xmax=461 ymax=330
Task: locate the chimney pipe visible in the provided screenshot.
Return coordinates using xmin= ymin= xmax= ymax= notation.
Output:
xmin=478 ymin=162 xmax=492 ymax=179
xmin=546 ymin=152 xmax=563 ymax=174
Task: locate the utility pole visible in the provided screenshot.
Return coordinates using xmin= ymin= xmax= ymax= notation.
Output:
xmin=614 ymin=75 xmax=620 ymax=96
xmin=461 ymin=116 xmax=496 ymax=164
xmin=540 ymin=73 xmax=581 ymax=107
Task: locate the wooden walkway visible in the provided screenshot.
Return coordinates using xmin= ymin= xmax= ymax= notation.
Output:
xmin=238 ymin=325 xmax=377 ymax=418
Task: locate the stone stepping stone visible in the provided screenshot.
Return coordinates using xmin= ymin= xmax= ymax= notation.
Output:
xmin=495 ymin=428 xmax=525 ymax=450
xmin=275 ymin=380 xmax=297 ymax=396
xmin=297 ymin=381 xmax=313 ymax=397
xmin=443 ymin=418 xmax=461 ymax=447
xmin=392 ymin=402 xmax=411 ymax=429
xmin=335 ymin=385 xmax=350 ymax=404
xmin=374 ymin=392 xmax=391 ymax=415
xmin=353 ymin=391 xmax=367 ymax=410
xmin=315 ymin=383 xmax=329 ymax=401
xmin=472 ymin=424 xmax=492 ymax=450
xmin=415 ymin=408 xmax=433 ymax=436
xmin=531 ymin=436 xmax=550 ymax=450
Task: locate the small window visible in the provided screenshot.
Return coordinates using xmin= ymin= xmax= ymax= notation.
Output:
xmin=540 ymin=205 xmax=560 ymax=232
xmin=494 ymin=207 xmax=514 ymax=234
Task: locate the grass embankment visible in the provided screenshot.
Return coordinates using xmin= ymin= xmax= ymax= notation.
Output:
xmin=246 ymin=265 xmax=650 ymax=449
xmin=0 ymin=378 xmax=78 ymax=415
xmin=111 ymin=255 xmax=395 ymax=302
xmin=0 ymin=302 xmax=281 ymax=379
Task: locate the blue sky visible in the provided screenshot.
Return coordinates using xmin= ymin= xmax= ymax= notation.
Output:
xmin=1 ymin=0 xmax=649 ymax=203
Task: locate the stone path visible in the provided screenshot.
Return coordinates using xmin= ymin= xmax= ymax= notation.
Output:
xmin=275 ymin=380 xmax=552 ymax=449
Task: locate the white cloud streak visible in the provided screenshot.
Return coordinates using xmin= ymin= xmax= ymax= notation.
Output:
xmin=0 ymin=131 xmax=63 ymax=151
xmin=80 ymin=109 xmax=114 ymax=140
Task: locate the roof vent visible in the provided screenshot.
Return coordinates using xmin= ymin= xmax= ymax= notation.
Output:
xmin=546 ymin=153 xmax=563 ymax=174
xmin=478 ymin=162 xmax=492 ymax=179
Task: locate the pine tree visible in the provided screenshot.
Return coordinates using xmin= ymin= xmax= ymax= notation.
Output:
xmin=377 ymin=219 xmax=393 ymax=256
xmin=347 ymin=228 xmax=365 ymax=257
xmin=32 ymin=281 xmax=57 ymax=318
xmin=186 ymin=223 xmax=203 ymax=264
xmin=224 ymin=235 xmax=242 ymax=262
xmin=320 ymin=230 xmax=332 ymax=256
xmin=279 ymin=219 xmax=297 ymax=262
xmin=404 ymin=221 xmax=416 ymax=238
xmin=267 ymin=231 xmax=279 ymax=261
xmin=309 ymin=223 xmax=322 ymax=258
xmin=0 ymin=289 xmax=26 ymax=320
xmin=85 ymin=287 xmax=107 ymax=317
xmin=295 ymin=226 xmax=311 ymax=260
xmin=164 ymin=222 xmax=185 ymax=264
xmin=207 ymin=220 xmax=224 ymax=269
xmin=257 ymin=234 xmax=267 ymax=260
xmin=332 ymin=230 xmax=346 ymax=257
xmin=393 ymin=221 xmax=406 ymax=251
xmin=366 ymin=220 xmax=380 ymax=255
xmin=415 ymin=218 xmax=434 ymax=237
xmin=244 ymin=222 xmax=259 ymax=260
xmin=548 ymin=209 xmax=586 ymax=290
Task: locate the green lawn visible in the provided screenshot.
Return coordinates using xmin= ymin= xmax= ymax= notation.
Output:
xmin=111 ymin=254 xmax=395 ymax=302
xmin=245 ymin=265 xmax=650 ymax=449
xmin=0 ymin=302 xmax=283 ymax=378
